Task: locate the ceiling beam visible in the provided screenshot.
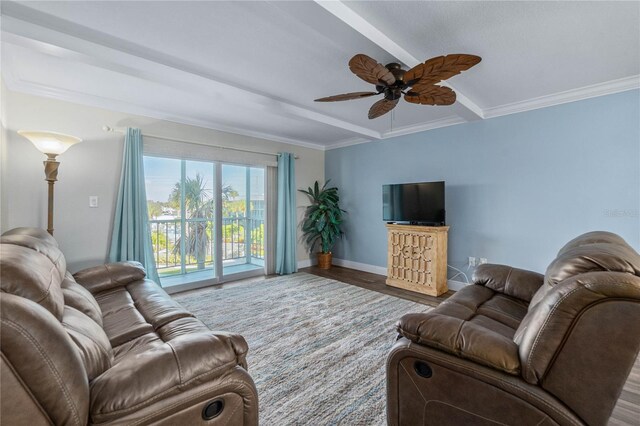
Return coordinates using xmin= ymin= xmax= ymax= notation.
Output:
xmin=0 ymin=2 xmax=382 ymax=140
xmin=315 ymin=0 xmax=485 ymax=121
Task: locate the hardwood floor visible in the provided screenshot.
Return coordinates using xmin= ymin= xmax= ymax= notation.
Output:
xmin=301 ymin=265 xmax=454 ymax=307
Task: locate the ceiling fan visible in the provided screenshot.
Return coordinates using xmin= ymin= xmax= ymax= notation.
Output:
xmin=315 ymin=53 xmax=481 ymax=119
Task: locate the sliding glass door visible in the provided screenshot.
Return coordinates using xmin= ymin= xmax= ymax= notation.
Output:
xmin=144 ymin=156 xmax=265 ymax=289
xmin=221 ymin=164 xmax=265 ymax=276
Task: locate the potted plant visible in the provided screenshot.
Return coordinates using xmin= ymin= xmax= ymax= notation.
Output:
xmin=299 ymin=180 xmax=345 ymax=269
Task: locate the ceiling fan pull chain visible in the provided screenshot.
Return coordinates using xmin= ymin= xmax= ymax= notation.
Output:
xmin=391 ymin=109 xmax=394 ymax=132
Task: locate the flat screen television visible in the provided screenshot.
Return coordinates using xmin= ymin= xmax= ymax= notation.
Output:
xmin=382 ymin=181 xmax=445 ymax=225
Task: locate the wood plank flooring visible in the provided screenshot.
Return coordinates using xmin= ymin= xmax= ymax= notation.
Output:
xmin=301 ymin=265 xmax=454 ymax=308
xmin=302 ymin=265 xmax=640 ymax=426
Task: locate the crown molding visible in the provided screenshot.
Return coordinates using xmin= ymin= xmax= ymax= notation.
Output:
xmin=325 ymin=136 xmax=372 ymax=150
xmin=382 ymin=116 xmax=467 ymax=139
xmin=325 ymin=116 xmax=466 ymax=150
xmin=4 ymin=73 xmax=328 ymax=151
xmin=483 ymin=75 xmax=640 ymax=119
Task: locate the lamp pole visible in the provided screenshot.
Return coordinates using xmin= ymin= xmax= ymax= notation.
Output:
xmin=43 ymin=154 xmax=60 ymax=235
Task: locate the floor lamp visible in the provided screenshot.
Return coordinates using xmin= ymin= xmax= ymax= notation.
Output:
xmin=18 ymin=131 xmax=82 ymax=236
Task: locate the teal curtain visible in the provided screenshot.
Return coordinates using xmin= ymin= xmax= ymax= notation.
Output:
xmin=108 ymin=128 xmax=159 ymax=283
xmin=276 ymin=152 xmax=297 ymax=274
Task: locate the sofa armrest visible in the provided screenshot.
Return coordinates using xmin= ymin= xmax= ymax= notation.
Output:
xmin=473 ymin=264 xmax=544 ymax=303
xmin=90 ymin=332 xmax=249 ymax=424
xmin=73 ymin=261 xmax=146 ymax=294
xmin=397 ymin=312 xmax=520 ymax=375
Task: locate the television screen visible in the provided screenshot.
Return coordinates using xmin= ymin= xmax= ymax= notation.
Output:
xmin=383 ymin=181 xmax=445 ymax=224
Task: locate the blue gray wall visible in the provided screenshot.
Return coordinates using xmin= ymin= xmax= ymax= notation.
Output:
xmin=325 ymin=90 xmax=640 ymax=276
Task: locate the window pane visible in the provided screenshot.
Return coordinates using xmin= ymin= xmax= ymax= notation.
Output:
xmin=144 ymin=157 xmax=182 ymax=278
xmin=183 ymin=161 xmax=216 ymax=276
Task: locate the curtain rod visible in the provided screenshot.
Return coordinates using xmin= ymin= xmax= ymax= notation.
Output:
xmin=102 ymin=126 xmax=299 ymax=159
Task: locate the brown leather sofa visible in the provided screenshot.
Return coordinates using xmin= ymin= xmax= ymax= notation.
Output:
xmin=387 ymin=231 xmax=640 ymax=426
xmin=0 ymin=227 xmax=258 ymax=425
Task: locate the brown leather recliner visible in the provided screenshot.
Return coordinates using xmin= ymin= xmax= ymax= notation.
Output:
xmin=387 ymin=231 xmax=640 ymax=426
xmin=0 ymin=227 xmax=258 ymax=425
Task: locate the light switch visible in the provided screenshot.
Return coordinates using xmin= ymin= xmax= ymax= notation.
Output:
xmin=89 ymin=196 xmax=99 ymax=208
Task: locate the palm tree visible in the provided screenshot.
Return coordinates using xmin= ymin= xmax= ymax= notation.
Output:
xmin=169 ymin=173 xmax=213 ymax=270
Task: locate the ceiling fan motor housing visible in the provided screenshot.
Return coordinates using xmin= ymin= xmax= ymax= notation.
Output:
xmin=378 ymin=63 xmax=406 ymax=100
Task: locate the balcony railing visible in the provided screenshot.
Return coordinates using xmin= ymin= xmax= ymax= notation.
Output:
xmin=149 ymin=216 xmax=264 ymax=277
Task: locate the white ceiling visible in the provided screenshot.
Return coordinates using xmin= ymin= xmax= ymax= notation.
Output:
xmin=2 ymin=1 xmax=639 ymax=150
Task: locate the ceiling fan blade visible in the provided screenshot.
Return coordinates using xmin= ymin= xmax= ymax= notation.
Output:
xmin=349 ymin=54 xmax=396 ymax=86
xmin=368 ymin=98 xmax=399 ymax=119
xmin=404 ymin=54 xmax=481 ymax=87
xmin=314 ymin=91 xmax=379 ymax=102
xmin=405 ymin=85 xmax=456 ymax=106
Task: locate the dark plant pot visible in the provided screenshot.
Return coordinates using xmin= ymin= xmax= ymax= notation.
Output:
xmin=317 ymin=252 xmax=332 ymax=269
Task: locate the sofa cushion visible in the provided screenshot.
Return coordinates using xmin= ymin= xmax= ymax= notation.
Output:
xmin=515 ymin=271 xmax=640 ymax=385
xmin=1 ymin=293 xmax=89 ymax=426
xmin=473 ymin=264 xmax=544 ymax=303
xmin=127 ymin=280 xmax=194 ymax=328
xmin=396 ymin=285 xmax=527 ymax=374
xmin=1 ymin=233 xmax=66 ymax=282
xmin=531 ymin=232 xmax=640 ymax=310
xmin=73 ymin=261 xmax=146 ymax=294
xmin=96 ymin=287 xmax=155 ymax=347
xmin=61 ymin=272 xmax=103 ymax=327
xmin=89 ymin=333 xmax=248 ymax=423
xmin=557 ymin=230 xmax=631 ymax=255
xmin=545 ymin=243 xmax=640 ymax=287
xmin=62 ymin=306 xmax=113 ymax=381
xmin=2 ymin=227 xmax=59 ymax=246
xmin=0 ymin=244 xmax=65 ymax=320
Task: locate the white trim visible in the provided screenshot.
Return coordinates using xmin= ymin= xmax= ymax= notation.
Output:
xmin=330 ymin=258 xmax=468 ymax=292
xmin=297 ymin=258 xmax=314 ymax=269
xmin=326 ymin=116 xmax=467 ymax=150
xmin=325 ymin=136 xmax=373 ymax=150
xmin=447 ymin=279 xmax=469 ymax=292
xmin=332 ymin=258 xmax=387 ymax=275
xmin=382 ymin=116 xmax=467 ymax=139
xmin=483 ymin=75 xmax=640 ymax=119
xmin=315 ymin=0 xmax=420 ymax=68
xmin=5 ymin=74 xmax=328 ymax=151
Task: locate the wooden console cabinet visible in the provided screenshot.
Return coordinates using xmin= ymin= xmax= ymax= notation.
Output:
xmin=385 ymin=224 xmax=449 ymax=297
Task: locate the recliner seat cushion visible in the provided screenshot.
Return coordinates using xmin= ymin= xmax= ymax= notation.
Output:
xmin=61 ymin=273 xmax=103 ymax=327
xmin=62 ymin=306 xmax=113 ymax=380
xmin=396 ymin=285 xmax=527 ymax=374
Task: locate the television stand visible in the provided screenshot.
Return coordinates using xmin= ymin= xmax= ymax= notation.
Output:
xmin=385 ymin=224 xmax=449 ymax=297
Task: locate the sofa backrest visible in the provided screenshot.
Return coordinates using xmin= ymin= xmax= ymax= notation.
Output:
xmin=1 ymin=228 xmax=114 ymax=425
xmin=513 ymin=231 xmax=640 ymax=425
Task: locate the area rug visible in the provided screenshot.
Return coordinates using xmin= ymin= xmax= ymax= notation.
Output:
xmin=173 ymin=272 xmax=432 ymax=425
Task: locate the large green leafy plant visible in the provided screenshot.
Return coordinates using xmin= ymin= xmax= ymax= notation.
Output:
xmin=299 ymin=180 xmax=346 ymax=254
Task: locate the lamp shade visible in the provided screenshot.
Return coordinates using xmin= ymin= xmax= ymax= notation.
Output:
xmin=18 ymin=131 xmax=82 ymax=156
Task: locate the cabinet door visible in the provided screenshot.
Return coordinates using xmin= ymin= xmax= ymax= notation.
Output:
xmin=388 ymin=230 xmax=435 ymax=289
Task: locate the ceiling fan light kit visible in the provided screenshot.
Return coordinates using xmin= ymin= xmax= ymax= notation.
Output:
xmin=315 ymin=53 xmax=481 ymax=119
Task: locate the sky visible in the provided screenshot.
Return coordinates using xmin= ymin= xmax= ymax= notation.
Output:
xmin=143 ymin=156 xmax=264 ymax=203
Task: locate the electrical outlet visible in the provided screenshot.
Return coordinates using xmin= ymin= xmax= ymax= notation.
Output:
xmin=468 ymin=256 xmax=476 ymax=267
xmin=479 ymin=258 xmax=488 ymax=265
xmin=89 ymin=196 xmax=99 ymax=208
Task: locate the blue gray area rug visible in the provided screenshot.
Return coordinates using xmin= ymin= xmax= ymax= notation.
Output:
xmin=174 ymin=273 xmax=639 ymax=426
xmin=173 ymin=272 xmax=432 ymax=425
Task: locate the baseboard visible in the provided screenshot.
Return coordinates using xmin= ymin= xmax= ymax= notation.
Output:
xmin=332 ymin=258 xmax=388 ymax=275
xmin=447 ymin=280 xmax=469 ymax=291
xmin=330 ymin=258 xmax=470 ymax=292
xmin=297 ymin=258 xmax=314 ymax=269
